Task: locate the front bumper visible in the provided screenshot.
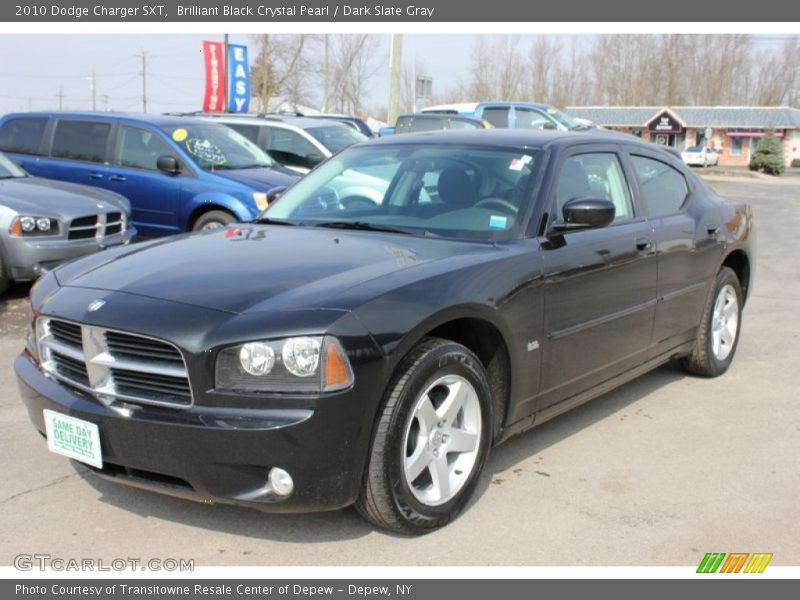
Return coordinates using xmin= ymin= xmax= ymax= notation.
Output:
xmin=15 ymin=353 xmax=368 ymax=513
xmin=3 ymin=228 xmax=136 ymax=282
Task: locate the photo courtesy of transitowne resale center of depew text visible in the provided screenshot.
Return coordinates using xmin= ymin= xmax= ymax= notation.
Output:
xmin=0 ymin=0 xmax=798 ymax=598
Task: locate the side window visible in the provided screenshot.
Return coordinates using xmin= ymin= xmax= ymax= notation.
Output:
xmin=0 ymin=118 xmax=47 ymax=155
xmin=408 ymin=118 xmax=442 ymax=133
xmin=116 ymin=126 xmax=175 ymax=171
xmin=447 ymin=119 xmax=480 ymax=130
xmin=631 ymin=155 xmax=689 ymax=217
xmin=556 ymin=153 xmax=634 ymax=222
xmin=394 ymin=117 xmax=413 ymax=134
xmin=516 ymin=108 xmax=557 ymax=130
xmin=227 ymin=123 xmax=261 ymax=145
xmin=481 ymin=107 xmax=510 ymax=128
xmin=51 ymin=120 xmax=111 ymax=163
xmin=266 ymin=128 xmax=319 ymax=168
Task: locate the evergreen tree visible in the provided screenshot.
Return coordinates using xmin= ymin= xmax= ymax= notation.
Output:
xmin=749 ymin=128 xmax=786 ymax=175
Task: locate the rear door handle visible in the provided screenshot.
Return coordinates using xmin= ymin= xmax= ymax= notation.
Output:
xmin=88 ymin=172 xmax=104 ymax=180
xmin=635 ymin=237 xmax=653 ymax=251
xmin=108 ymin=175 xmax=127 ymax=182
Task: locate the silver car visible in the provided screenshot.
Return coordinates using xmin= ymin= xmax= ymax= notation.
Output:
xmin=0 ymin=153 xmax=135 ymax=294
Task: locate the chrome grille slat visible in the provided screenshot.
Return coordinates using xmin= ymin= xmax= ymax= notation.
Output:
xmin=37 ymin=318 xmax=193 ymax=409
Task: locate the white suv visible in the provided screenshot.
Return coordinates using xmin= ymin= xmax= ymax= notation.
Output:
xmin=197 ymin=114 xmax=367 ymax=173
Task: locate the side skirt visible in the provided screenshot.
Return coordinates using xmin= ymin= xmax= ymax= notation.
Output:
xmin=494 ymin=340 xmax=695 ymax=445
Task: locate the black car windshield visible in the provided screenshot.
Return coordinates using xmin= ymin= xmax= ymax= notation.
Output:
xmin=0 ymin=152 xmax=27 ymax=178
xmin=306 ymin=125 xmax=367 ymax=153
xmin=160 ymin=122 xmax=274 ymax=170
xmin=264 ymin=144 xmax=544 ymax=242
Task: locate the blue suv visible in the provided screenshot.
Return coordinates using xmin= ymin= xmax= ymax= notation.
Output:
xmin=0 ymin=112 xmax=299 ymax=236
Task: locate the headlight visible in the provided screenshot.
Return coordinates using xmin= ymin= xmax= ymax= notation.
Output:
xmin=253 ymin=193 xmax=269 ymax=211
xmin=9 ymin=216 xmax=58 ymax=236
xmin=215 ymin=335 xmax=354 ymax=393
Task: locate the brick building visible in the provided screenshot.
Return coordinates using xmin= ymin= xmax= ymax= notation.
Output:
xmin=567 ymin=106 xmax=800 ymax=167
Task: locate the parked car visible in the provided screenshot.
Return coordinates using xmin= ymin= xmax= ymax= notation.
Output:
xmin=682 ymin=145 xmax=720 ymax=167
xmin=190 ymin=113 xmax=367 ymax=173
xmin=421 ymin=101 xmax=590 ymax=131
xmin=308 ymin=114 xmax=376 ymax=138
xmin=16 ymin=129 xmax=753 ymax=534
xmin=0 ymin=152 xmax=134 ymax=295
xmin=0 ymin=112 xmax=298 ymax=236
xmin=389 ymin=113 xmax=491 ymax=135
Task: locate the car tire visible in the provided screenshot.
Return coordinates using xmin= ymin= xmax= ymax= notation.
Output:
xmin=192 ymin=210 xmax=236 ymax=231
xmin=356 ymin=337 xmax=493 ymax=534
xmin=682 ymin=267 xmax=743 ymax=377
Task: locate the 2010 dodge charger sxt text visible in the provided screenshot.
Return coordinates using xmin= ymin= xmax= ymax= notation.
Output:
xmin=15 ymin=130 xmax=754 ymax=534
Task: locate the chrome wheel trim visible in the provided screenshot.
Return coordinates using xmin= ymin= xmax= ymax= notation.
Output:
xmin=201 ymin=221 xmax=226 ymax=230
xmin=402 ymin=374 xmax=482 ymax=507
xmin=711 ymin=284 xmax=739 ymax=361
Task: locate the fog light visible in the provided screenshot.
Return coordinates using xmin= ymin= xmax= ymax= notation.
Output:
xmin=239 ymin=342 xmax=275 ymax=376
xmin=268 ymin=467 xmax=294 ymax=496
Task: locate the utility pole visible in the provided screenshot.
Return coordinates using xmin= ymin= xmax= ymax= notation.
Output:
xmin=223 ymin=33 xmax=229 ymax=112
xmin=388 ymin=34 xmax=403 ymax=127
xmin=90 ymin=70 xmax=97 ymax=111
xmin=56 ymin=85 xmax=65 ymax=110
xmin=323 ymin=35 xmax=329 ymax=113
xmin=101 ymin=95 xmax=110 ymax=111
xmin=140 ymin=50 xmax=148 ymax=113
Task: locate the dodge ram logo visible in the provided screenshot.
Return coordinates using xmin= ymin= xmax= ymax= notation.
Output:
xmin=87 ymin=300 xmax=106 ymax=312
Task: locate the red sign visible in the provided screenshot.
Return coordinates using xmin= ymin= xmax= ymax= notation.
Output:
xmin=202 ymin=41 xmax=226 ymax=112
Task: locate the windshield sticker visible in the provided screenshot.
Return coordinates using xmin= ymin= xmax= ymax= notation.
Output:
xmin=172 ymin=128 xmax=188 ymax=142
xmin=509 ymin=158 xmax=526 ymax=171
xmin=489 ymin=215 xmax=508 ymax=229
xmin=185 ymin=138 xmax=227 ymax=165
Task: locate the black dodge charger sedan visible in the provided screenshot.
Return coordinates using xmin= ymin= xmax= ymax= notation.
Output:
xmin=15 ymin=129 xmax=754 ymax=534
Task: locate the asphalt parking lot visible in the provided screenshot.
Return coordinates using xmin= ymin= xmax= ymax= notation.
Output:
xmin=1 ymin=176 xmax=798 ymax=567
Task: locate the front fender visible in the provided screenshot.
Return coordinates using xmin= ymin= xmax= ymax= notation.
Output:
xmin=182 ymin=191 xmax=256 ymax=228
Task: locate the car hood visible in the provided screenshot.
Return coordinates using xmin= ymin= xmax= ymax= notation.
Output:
xmin=0 ymin=177 xmax=129 ymax=216
xmin=213 ymin=166 xmax=298 ymax=191
xmin=54 ymin=225 xmax=493 ymax=314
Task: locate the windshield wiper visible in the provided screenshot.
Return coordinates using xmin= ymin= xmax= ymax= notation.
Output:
xmin=234 ymin=163 xmax=273 ymax=169
xmin=251 ymin=217 xmax=300 ymax=226
xmin=314 ymin=221 xmax=414 ymax=235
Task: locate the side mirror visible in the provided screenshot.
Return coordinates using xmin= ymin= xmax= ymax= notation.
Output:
xmin=156 ymin=155 xmax=180 ymax=175
xmin=552 ymin=197 xmax=615 ymax=231
xmin=305 ymin=153 xmax=324 ymax=167
xmin=266 ymin=186 xmax=287 ymax=203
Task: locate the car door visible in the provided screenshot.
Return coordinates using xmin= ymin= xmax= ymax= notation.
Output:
xmin=626 ymin=151 xmax=725 ymax=354
xmin=36 ymin=118 xmax=112 ymax=186
xmin=537 ymin=147 xmax=657 ymax=410
xmin=104 ymin=124 xmax=184 ymax=236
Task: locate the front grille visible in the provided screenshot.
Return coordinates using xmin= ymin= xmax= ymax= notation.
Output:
xmin=38 ymin=318 xmax=192 ymax=409
xmin=52 ymin=352 xmax=90 ymax=387
xmin=106 ymin=331 xmax=184 ymax=365
xmin=68 ymin=213 xmax=126 ymax=240
xmin=49 ymin=320 xmax=82 ymax=348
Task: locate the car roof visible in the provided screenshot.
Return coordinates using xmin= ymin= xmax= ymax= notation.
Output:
xmin=197 ymin=114 xmax=342 ymax=130
xmin=397 ymin=113 xmax=486 ymax=124
xmin=422 ymin=101 xmax=553 ymax=113
xmin=355 ymin=128 xmax=682 ymax=156
xmin=2 ymin=111 xmax=216 ymax=129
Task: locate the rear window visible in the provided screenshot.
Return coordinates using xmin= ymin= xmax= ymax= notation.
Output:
xmin=51 ymin=120 xmax=111 ymax=163
xmin=0 ymin=118 xmax=47 ymax=155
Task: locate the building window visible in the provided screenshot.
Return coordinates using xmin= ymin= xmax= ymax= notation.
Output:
xmin=731 ymin=136 xmax=744 ymax=156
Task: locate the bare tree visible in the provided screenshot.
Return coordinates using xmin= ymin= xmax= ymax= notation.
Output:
xmin=327 ymin=35 xmax=383 ymax=115
xmin=250 ymin=34 xmax=316 ymax=112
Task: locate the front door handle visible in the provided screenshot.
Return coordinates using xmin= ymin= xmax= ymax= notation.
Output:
xmin=706 ymin=223 xmax=720 ymax=236
xmin=635 ymin=237 xmax=653 ymax=251
xmin=108 ymin=175 xmax=127 ymax=182
xmin=88 ymin=172 xmax=104 ymax=180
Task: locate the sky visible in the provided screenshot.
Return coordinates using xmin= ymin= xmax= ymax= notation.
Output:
xmin=0 ymin=34 xmax=792 ymax=117
xmin=0 ymin=33 xmax=478 ymax=116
